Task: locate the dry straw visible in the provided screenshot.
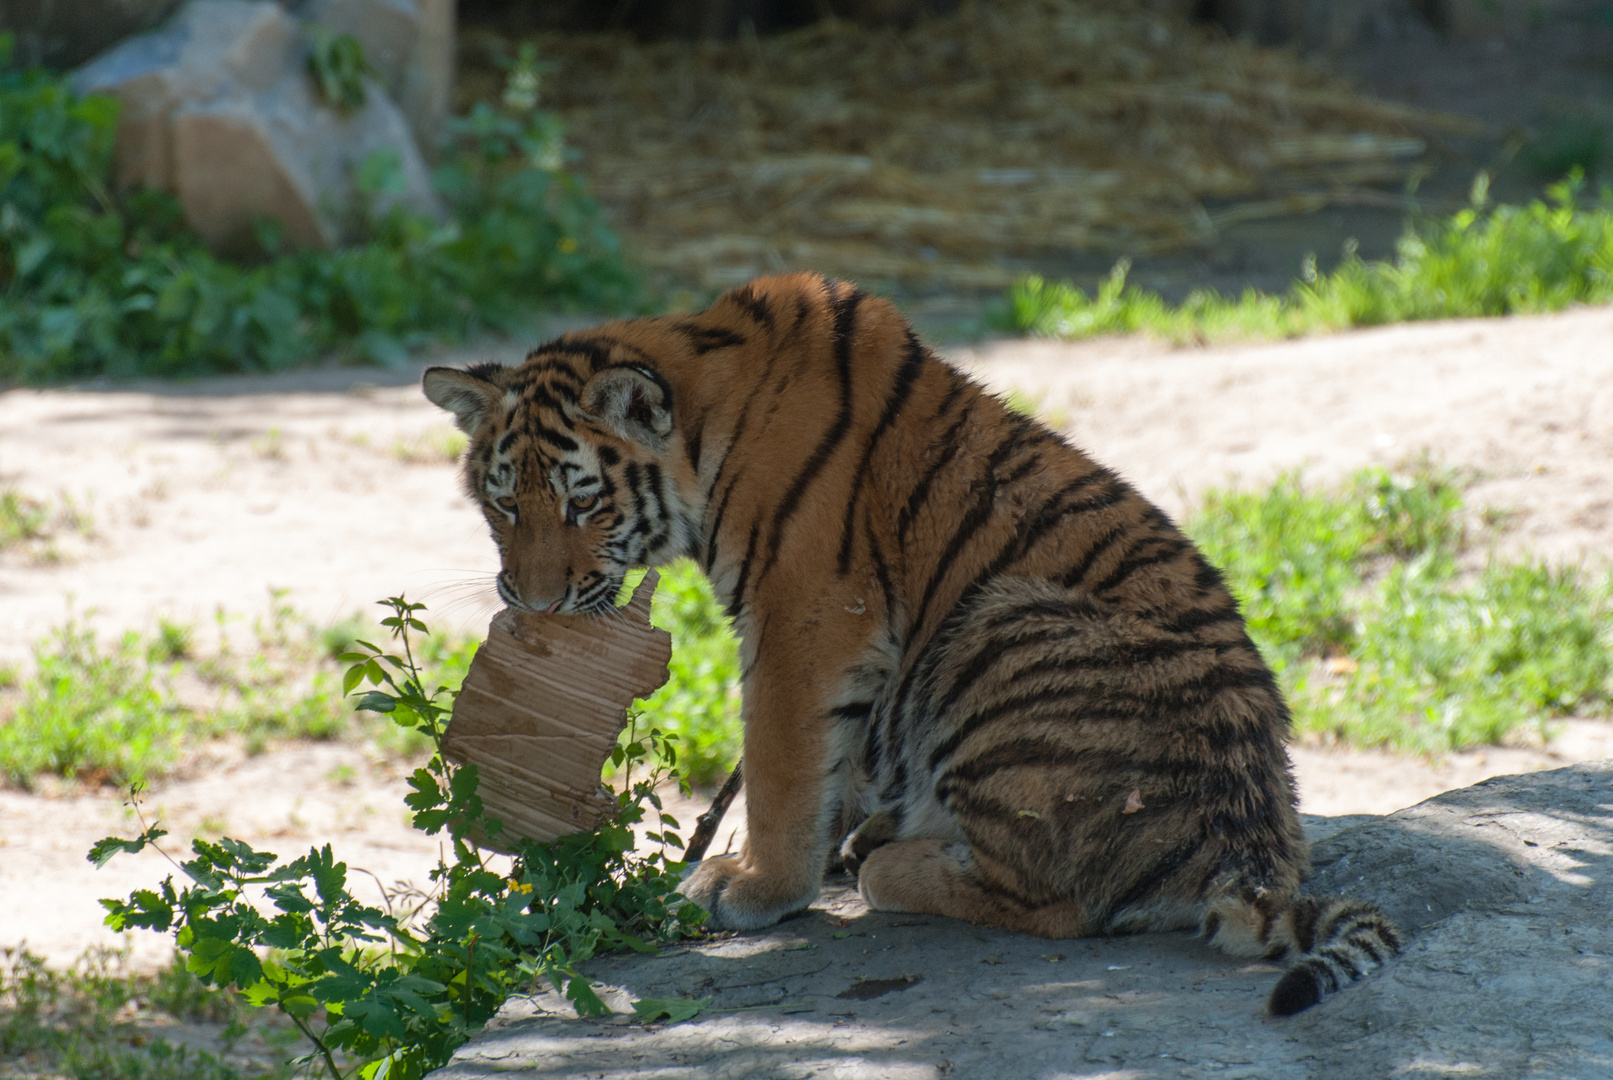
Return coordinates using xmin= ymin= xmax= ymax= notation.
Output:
xmin=466 ymin=0 xmax=1481 ymax=291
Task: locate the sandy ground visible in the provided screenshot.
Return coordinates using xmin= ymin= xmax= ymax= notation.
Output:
xmin=2 ymin=305 xmax=1611 ymax=966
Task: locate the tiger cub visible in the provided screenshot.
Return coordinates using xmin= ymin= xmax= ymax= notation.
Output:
xmin=423 ymin=272 xmax=1400 ymax=1015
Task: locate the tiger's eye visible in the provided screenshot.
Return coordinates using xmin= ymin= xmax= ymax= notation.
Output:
xmin=570 ymin=493 xmax=598 ymax=512
xmin=495 ymin=496 xmax=517 ymax=512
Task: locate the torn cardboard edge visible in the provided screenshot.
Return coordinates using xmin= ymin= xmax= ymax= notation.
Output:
xmin=442 ymin=569 xmax=673 ymax=853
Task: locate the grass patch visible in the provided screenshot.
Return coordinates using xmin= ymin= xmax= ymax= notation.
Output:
xmin=620 ymin=469 xmax=1611 ymax=769
xmin=0 ymin=489 xmax=49 ymax=546
xmin=390 ymin=426 xmax=469 ymax=465
xmin=1 ymin=946 xmax=298 ymax=1080
xmin=0 ymin=38 xmax=637 ymax=385
xmin=0 ymin=485 xmax=93 ymax=561
xmin=0 ymin=597 xmax=476 ymax=789
xmin=7 ymin=475 xmax=1597 ymax=790
xmin=1188 ymin=466 xmax=1613 ymax=753
xmin=1004 ymin=173 xmax=1613 ymax=344
xmin=639 ymin=560 xmax=743 ymax=786
xmin=0 ymin=617 xmax=187 ymax=788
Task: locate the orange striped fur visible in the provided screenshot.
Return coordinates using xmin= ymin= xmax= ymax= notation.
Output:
xmin=422 ymin=273 xmax=1399 ymax=1015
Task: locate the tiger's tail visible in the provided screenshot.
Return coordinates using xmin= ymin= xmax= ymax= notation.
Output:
xmin=1202 ymin=892 xmax=1403 ymax=1015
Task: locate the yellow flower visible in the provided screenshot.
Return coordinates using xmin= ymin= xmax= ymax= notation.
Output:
xmin=557 ymin=237 xmax=579 ymax=254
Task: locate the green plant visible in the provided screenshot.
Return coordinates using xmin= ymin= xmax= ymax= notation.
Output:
xmin=0 ymin=486 xmax=90 ymax=557
xmin=1188 ymin=466 xmax=1467 ymax=668
xmin=307 ymin=28 xmax=375 ymax=113
xmin=1005 ymin=172 xmax=1613 ymax=344
xmin=0 ymin=35 xmax=637 ymax=385
xmin=391 ymin=427 xmax=468 ymax=465
xmin=150 ymin=617 xmax=194 ymax=663
xmin=92 ymin=599 xmax=706 ymax=1080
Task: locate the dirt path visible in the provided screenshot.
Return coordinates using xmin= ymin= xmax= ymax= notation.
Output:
xmin=2 ymin=305 xmax=1611 ymax=966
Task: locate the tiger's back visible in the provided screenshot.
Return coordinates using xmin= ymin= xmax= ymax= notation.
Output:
xmin=423 ymin=272 xmax=1399 ymax=1016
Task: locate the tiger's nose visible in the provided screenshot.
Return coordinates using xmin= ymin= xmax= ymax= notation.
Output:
xmin=499 ymin=571 xmax=564 ymax=613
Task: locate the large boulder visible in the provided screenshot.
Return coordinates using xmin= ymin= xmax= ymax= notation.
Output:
xmin=298 ymin=0 xmax=454 ymax=154
xmin=72 ymin=0 xmax=442 ymax=254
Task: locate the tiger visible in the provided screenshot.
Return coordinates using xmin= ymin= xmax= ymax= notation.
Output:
xmin=422 ymin=272 xmax=1401 ymax=1016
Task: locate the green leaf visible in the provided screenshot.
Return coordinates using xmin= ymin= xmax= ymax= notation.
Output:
xmin=87 ymin=825 xmax=166 ymax=868
xmin=632 ymin=996 xmax=711 ymax=1025
xmin=355 ymin=690 xmax=396 ymax=713
xmin=346 ymin=993 xmax=408 ymax=1040
xmin=567 ymin=977 xmax=609 ymax=1018
xmin=229 ymin=945 xmax=265 ymax=988
xmin=310 ymin=844 xmax=349 ymax=907
xmin=99 ymin=886 xmax=175 ymax=932
xmin=266 ymin=882 xmax=313 ymax=914
xmin=404 ymin=768 xmax=442 ymax=810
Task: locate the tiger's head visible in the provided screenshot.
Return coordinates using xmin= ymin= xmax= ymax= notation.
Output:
xmin=422 ymin=350 xmax=700 ymax=615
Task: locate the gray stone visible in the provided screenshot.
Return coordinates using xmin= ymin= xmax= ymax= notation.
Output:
xmin=437 ymin=763 xmax=1613 ymax=1080
xmin=73 ymin=0 xmax=441 ymax=253
xmin=300 ymin=0 xmax=454 ymax=155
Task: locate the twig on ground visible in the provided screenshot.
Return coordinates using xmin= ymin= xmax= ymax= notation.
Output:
xmin=683 ymin=760 xmax=743 ymax=863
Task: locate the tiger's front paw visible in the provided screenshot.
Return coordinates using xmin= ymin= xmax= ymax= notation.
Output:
xmin=680 ymin=854 xmax=820 ymax=931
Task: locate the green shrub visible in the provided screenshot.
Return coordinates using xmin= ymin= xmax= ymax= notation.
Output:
xmin=1006 ymin=172 xmax=1613 ymax=344
xmin=0 ymin=37 xmax=637 ymax=385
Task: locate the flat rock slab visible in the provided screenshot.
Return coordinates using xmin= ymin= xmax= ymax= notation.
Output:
xmin=443 ymin=763 xmax=1611 ymax=1079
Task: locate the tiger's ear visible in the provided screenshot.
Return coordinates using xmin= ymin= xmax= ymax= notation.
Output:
xmin=581 ymin=365 xmax=674 ymax=450
xmin=422 ymin=365 xmax=504 ymax=434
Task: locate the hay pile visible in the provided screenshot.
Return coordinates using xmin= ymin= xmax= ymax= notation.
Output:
xmin=463 ymin=0 xmax=1478 ymax=293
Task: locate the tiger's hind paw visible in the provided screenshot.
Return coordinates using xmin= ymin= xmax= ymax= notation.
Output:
xmin=839 ymin=809 xmax=900 ymax=877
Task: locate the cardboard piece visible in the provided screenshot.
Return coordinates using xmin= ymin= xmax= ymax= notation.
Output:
xmin=441 ymin=570 xmax=672 ymax=852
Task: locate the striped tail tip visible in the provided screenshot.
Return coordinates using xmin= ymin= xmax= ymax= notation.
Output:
xmin=1267 ymin=902 xmax=1403 ymax=1016
xmin=1268 ymin=960 xmax=1328 ymax=1016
